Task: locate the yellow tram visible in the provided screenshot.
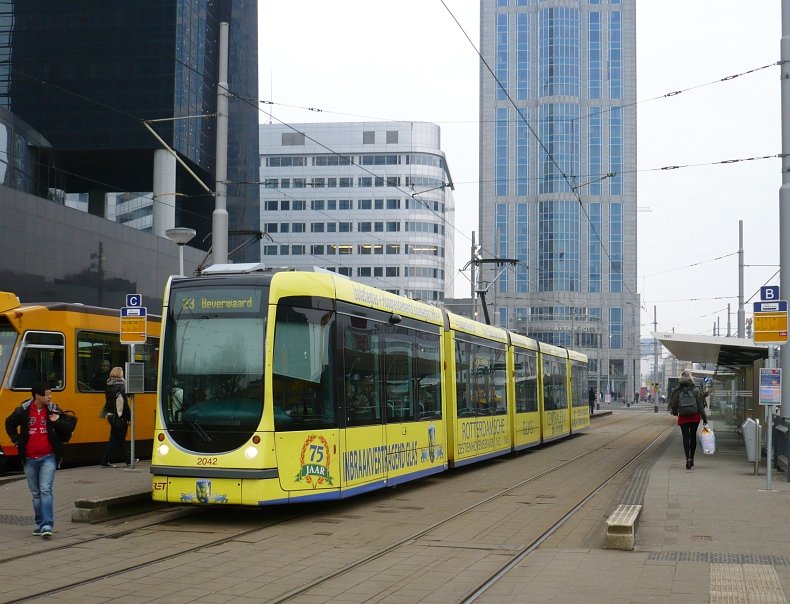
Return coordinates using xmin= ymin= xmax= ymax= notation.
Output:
xmin=0 ymin=292 xmax=160 ymax=465
xmin=151 ymin=267 xmax=588 ymax=506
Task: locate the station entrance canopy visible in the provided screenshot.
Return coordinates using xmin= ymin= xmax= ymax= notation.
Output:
xmin=651 ymin=332 xmax=768 ymax=367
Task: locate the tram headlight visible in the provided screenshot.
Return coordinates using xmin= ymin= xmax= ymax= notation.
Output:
xmin=244 ymin=446 xmax=259 ymax=460
xmin=158 ymin=444 xmax=170 ymax=456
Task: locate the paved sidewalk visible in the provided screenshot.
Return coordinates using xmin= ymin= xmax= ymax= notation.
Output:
xmin=485 ymin=416 xmax=790 ymax=603
xmin=0 ymin=460 xmax=151 ymax=552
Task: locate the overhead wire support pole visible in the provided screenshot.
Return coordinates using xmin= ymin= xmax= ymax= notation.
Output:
xmin=781 ymin=0 xmax=790 ymax=419
xmin=141 ymin=121 xmax=214 ymax=195
xmin=461 ymin=257 xmax=520 ymax=325
xmin=212 ymin=21 xmax=230 ymax=265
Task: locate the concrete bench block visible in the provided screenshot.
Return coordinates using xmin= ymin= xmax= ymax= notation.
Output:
xmin=72 ymin=492 xmax=151 ymax=522
xmin=605 ymin=504 xmax=642 ymax=550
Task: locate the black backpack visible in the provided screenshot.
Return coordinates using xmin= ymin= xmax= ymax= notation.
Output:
xmin=677 ymin=387 xmax=698 ymax=416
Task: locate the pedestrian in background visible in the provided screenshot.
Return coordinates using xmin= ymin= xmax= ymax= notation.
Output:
xmin=588 ymin=387 xmax=596 ymax=415
xmin=669 ymin=370 xmax=708 ymax=469
xmin=4 ymin=382 xmax=69 ymax=538
xmin=100 ymin=366 xmax=131 ymax=467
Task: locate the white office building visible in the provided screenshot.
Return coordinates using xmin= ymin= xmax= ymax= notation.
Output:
xmin=259 ymin=122 xmax=455 ymax=302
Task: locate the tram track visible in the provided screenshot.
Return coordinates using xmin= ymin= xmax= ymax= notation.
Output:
xmin=0 ymin=413 xmax=665 ymax=603
xmin=268 ymin=413 xmax=671 ymax=603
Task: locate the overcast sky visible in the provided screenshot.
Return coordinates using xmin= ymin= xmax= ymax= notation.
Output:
xmin=258 ymin=1 xmax=782 ymax=340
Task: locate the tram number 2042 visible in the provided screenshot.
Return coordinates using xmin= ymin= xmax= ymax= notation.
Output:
xmin=197 ymin=457 xmax=218 ymax=466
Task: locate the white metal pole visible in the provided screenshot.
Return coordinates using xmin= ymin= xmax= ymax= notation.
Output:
xmin=212 ymin=21 xmax=230 ymax=265
xmin=128 ymin=343 xmax=136 ymax=470
xmin=779 ymin=1 xmax=790 ymax=418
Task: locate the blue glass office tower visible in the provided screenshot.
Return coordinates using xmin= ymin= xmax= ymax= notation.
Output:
xmin=0 ymin=0 xmax=260 ymax=260
xmin=480 ymin=0 xmax=638 ymax=397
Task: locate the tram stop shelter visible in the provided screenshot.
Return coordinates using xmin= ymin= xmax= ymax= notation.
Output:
xmin=651 ymin=332 xmax=768 ymax=435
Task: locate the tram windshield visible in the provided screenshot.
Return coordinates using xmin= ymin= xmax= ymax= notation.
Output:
xmin=162 ymin=286 xmax=266 ymax=453
xmin=0 ymin=319 xmax=18 ymax=386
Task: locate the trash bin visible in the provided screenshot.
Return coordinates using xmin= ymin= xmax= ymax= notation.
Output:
xmin=742 ymin=418 xmax=759 ymax=463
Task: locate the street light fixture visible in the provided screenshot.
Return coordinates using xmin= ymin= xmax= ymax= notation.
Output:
xmin=165 ymin=227 xmax=197 ymax=276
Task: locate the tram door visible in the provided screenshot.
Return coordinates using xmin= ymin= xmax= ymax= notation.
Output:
xmin=341 ymin=315 xmax=386 ymax=490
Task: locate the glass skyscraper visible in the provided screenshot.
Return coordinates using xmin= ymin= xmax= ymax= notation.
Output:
xmin=479 ymin=0 xmax=639 ymax=398
xmin=0 ymin=0 xmax=260 ymax=260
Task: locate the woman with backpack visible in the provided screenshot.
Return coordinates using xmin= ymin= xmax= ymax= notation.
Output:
xmin=100 ymin=366 xmax=131 ymax=467
xmin=669 ymin=370 xmax=708 ymax=469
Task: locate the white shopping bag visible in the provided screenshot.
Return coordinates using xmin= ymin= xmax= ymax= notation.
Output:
xmin=698 ymin=425 xmax=716 ymax=455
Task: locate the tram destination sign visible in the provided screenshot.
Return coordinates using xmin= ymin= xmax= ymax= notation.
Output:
xmin=120 ymin=305 xmax=147 ymax=344
xmin=753 ymin=300 xmax=788 ymax=345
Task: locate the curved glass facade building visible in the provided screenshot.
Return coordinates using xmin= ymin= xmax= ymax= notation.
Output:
xmin=480 ymin=0 xmax=639 ymax=398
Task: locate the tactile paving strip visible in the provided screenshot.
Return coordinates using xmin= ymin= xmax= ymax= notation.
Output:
xmin=710 ymin=563 xmax=787 ymax=603
xmin=648 ymin=552 xmax=790 ymax=566
xmin=0 ymin=514 xmax=34 ymax=526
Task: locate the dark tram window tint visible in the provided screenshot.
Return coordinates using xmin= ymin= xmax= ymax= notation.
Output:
xmin=273 ymin=306 xmax=336 ymax=431
xmin=455 ymin=337 xmax=507 ymax=417
xmin=543 ymin=358 xmax=568 ymax=411
xmin=384 ymin=324 xmax=415 ymax=422
xmin=571 ymin=361 xmax=588 ymax=408
xmin=343 ymin=314 xmax=383 ymax=427
xmin=514 ymin=350 xmax=538 ymax=413
xmin=415 ymin=330 xmax=442 ymax=420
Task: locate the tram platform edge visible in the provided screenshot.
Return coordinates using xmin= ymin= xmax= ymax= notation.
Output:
xmin=0 ymin=460 xmax=153 ymax=548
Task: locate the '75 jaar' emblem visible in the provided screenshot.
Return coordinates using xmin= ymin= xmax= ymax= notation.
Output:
xmin=295 ymin=434 xmax=333 ymax=488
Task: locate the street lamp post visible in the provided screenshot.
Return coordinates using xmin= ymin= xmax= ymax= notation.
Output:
xmin=165 ymin=227 xmax=197 ymax=276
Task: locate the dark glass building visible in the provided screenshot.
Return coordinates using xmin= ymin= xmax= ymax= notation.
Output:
xmin=0 ymin=0 xmax=260 ymax=260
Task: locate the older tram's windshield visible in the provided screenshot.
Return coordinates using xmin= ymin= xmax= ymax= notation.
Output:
xmin=0 ymin=319 xmax=18 ymax=386
xmin=162 ymin=286 xmax=265 ymax=453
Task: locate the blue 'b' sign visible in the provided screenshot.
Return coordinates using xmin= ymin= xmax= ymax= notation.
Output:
xmin=760 ymin=286 xmax=779 ymax=302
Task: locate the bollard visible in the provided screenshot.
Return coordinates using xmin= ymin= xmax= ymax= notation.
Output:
xmin=596 ymin=402 xmax=600 ymax=410
xmin=654 ymin=405 xmax=658 ymax=413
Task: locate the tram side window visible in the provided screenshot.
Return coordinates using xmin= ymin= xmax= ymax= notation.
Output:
xmin=342 ymin=314 xmax=383 ymax=427
xmin=543 ymin=358 xmax=568 ymax=411
xmin=415 ymin=329 xmax=441 ymax=420
xmin=571 ymin=362 xmax=588 ymax=408
xmin=514 ymin=351 xmax=538 ymax=413
xmin=77 ymin=331 xmax=158 ymax=393
xmin=273 ymin=305 xmax=336 ymax=430
xmin=455 ymin=337 xmax=506 ymax=417
xmin=11 ymin=331 xmax=64 ymax=390
xmin=384 ymin=324 xmax=415 ymax=422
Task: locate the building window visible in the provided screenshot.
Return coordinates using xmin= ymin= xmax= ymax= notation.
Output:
xmin=496 ymin=12 xmax=508 ymax=100
xmin=374 ymin=199 xmax=384 ymax=210
xmin=358 ymin=199 xmax=372 ymax=210
xmin=609 ymin=107 xmax=623 ymax=195
xmin=496 ymin=204 xmax=508 ymax=293
xmin=264 ymin=178 xmax=278 ymax=189
xmin=264 ymin=245 xmax=277 ymax=256
xmin=538 ymin=7 xmax=580 ymax=97
xmin=386 ymin=221 xmax=400 ymax=232
xmin=292 ymin=245 xmax=305 ymax=255
xmin=338 ymin=267 xmax=352 ymax=277
xmin=311 ymin=200 xmax=325 ymax=211
xmin=588 ymin=11 xmax=601 ymax=99
xmin=374 ymin=267 xmax=383 ymax=277
xmin=358 ymin=177 xmax=372 ymax=187
xmin=609 ymin=307 xmax=623 ymax=349
xmin=311 ymin=178 xmax=325 ymax=188
xmin=588 ymin=202 xmax=602 ymax=293
xmin=516 ymin=13 xmax=529 ymax=100
xmin=327 ymin=200 xmax=337 ymax=210
xmin=374 ymin=222 xmax=384 ymax=232
xmin=516 ymin=112 xmax=529 ymax=196
xmin=280 ymin=223 xmax=290 ymax=233
xmin=281 ymin=132 xmax=305 ymax=146
xmin=280 ymin=178 xmax=290 ymax=188
xmin=293 ymin=178 xmax=306 ymax=189
xmin=538 ymin=200 xmax=580 ymax=292
xmin=386 ymin=130 xmax=398 ymax=143
xmin=265 ymin=222 xmax=278 ymax=233
xmin=311 ymin=245 xmax=324 ymax=255
xmin=359 ymin=222 xmax=372 ymax=232
xmin=265 ymin=200 xmax=278 ymax=211
xmin=386 ymin=244 xmax=400 ymax=254
xmin=609 ymin=11 xmax=622 ymax=99
xmin=609 ymin=202 xmax=623 ymax=292
xmin=386 ymin=198 xmax=400 ymax=210
xmin=588 ymin=108 xmax=602 ymax=195
xmin=280 ymin=245 xmax=290 ymax=255
xmin=386 ymin=177 xmax=399 ymax=187
xmin=339 ymin=199 xmax=352 ymax=210
xmin=292 ymin=200 xmax=305 ymax=210
xmin=496 ymin=107 xmax=508 ymax=196
xmin=326 ymin=223 xmax=337 ymax=232
xmin=339 ymin=222 xmax=352 ymax=233
xmin=338 ymin=245 xmax=353 ymax=255
xmin=292 ymin=223 xmax=305 ymax=233
xmin=327 ymin=178 xmax=337 ymax=188
xmin=386 ymin=267 xmax=400 ymax=277
xmin=358 ymin=267 xmax=371 ymax=277
xmin=516 ymin=203 xmax=528 ymax=293
xmin=363 ymin=130 xmax=375 ymax=144
xmin=339 ymin=177 xmax=353 ymax=188
xmin=539 ymin=103 xmax=580 ymax=194
xmin=311 ymin=223 xmax=325 ymax=233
